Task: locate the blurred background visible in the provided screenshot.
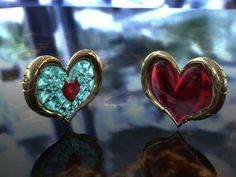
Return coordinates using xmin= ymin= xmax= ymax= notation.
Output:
xmin=0 ymin=0 xmax=236 ymax=177
xmin=0 ymin=0 xmax=236 ymax=8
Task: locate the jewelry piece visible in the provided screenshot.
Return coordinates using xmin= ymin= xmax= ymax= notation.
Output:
xmin=141 ymin=51 xmax=227 ymax=127
xmin=22 ymin=49 xmax=102 ymax=122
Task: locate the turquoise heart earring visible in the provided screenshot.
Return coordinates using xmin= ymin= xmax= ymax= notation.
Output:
xmin=22 ymin=49 xmax=102 ymax=122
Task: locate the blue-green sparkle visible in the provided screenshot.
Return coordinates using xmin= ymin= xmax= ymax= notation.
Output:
xmin=36 ymin=59 xmax=95 ymax=120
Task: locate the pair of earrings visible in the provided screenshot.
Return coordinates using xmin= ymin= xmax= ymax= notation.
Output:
xmin=22 ymin=49 xmax=227 ymax=127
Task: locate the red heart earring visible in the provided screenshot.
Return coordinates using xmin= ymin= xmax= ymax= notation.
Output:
xmin=141 ymin=51 xmax=227 ymax=127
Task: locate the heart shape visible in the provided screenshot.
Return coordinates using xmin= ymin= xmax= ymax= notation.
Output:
xmin=23 ymin=49 xmax=102 ymax=122
xmin=62 ymin=80 xmax=80 ymax=102
xmin=31 ymin=131 xmax=216 ymax=177
xmin=141 ymin=51 xmax=227 ymax=126
xmin=31 ymin=131 xmax=103 ymax=177
xmin=141 ymin=133 xmax=217 ymax=177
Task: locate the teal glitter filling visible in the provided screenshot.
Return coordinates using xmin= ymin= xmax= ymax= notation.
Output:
xmin=36 ymin=59 xmax=95 ymax=120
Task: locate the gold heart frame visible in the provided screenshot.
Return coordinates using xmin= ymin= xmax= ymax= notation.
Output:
xmin=141 ymin=51 xmax=227 ymax=127
xmin=22 ymin=49 xmax=102 ymax=122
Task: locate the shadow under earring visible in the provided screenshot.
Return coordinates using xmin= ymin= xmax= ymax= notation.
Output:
xmin=141 ymin=51 xmax=227 ymax=127
xmin=22 ymin=49 xmax=102 ymax=122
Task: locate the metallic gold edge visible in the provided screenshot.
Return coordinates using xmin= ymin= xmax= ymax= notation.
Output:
xmin=22 ymin=56 xmax=68 ymax=122
xmin=183 ymin=57 xmax=227 ymax=123
xmin=22 ymin=49 xmax=102 ymax=122
xmin=141 ymin=51 xmax=227 ymax=127
xmin=141 ymin=51 xmax=181 ymax=126
xmin=66 ymin=49 xmax=102 ymax=117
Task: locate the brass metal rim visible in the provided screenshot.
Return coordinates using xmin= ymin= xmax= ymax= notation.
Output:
xmin=141 ymin=51 xmax=227 ymax=127
xmin=22 ymin=49 xmax=102 ymax=122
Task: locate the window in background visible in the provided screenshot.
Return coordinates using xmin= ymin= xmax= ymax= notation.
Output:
xmin=0 ymin=8 xmax=30 ymax=64
xmin=112 ymin=0 xmax=165 ymax=8
xmin=39 ymin=0 xmax=52 ymax=5
xmin=64 ymin=0 xmax=109 ymax=7
xmin=0 ymin=0 xmax=235 ymax=9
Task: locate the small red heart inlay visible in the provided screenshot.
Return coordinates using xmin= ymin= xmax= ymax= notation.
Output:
xmin=62 ymin=80 xmax=80 ymax=102
xmin=151 ymin=58 xmax=213 ymax=124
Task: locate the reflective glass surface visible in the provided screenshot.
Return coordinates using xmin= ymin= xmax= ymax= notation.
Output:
xmin=0 ymin=7 xmax=236 ymax=177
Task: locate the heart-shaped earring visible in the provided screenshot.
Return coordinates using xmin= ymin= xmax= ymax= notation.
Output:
xmin=22 ymin=49 xmax=102 ymax=122
xmin=141 ymin=51 xmax=227 ymax=127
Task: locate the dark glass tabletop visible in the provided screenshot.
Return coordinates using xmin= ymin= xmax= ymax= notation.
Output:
xmin=0 ymin=6 xmax=235 ymax=177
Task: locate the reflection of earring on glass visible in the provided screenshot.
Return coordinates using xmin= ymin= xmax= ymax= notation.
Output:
xmin=22 ymin=49 xmax=102 ymax=122
xmin=141 ymin=51 xmax=227 ymax=127
xmin=141 ymin=133 xmax=217 ymax=177
xmin=31 ymin=130 xmax=104 ymax=177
